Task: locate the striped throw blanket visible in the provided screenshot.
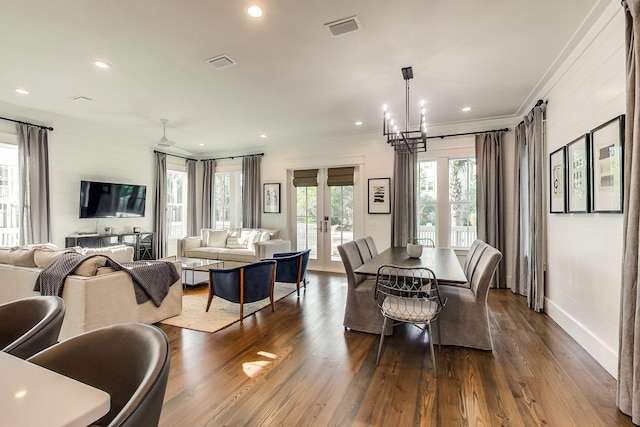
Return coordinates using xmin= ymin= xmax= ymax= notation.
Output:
xmin=34 ymin=252 xmax=180 ymax=307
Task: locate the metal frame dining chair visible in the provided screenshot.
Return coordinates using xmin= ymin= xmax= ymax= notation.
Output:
xmin=374 ymin=265 xmax=447 ymax=376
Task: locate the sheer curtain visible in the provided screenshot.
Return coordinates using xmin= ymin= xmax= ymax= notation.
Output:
xmin=242 ymin=155 xmax=261 ymax=228
xmin=511 ymin=104 xmax=546 ymax=311
xmin=391 ymin=151 xmax=416 ymax=247
xmin=186 ymin=159 xmax=197 ymax=236
xmin=619 ymin=1 xmax=640 ymax=422
xmin=202 ymin=159 xmax=215 ymax=230
xmin=17 ymin=123 xmax=51 ymax=244
xmin=475 ymin=131 xmax=506 ymax=288
xmin=153 ymin=152 xmax=167 ymax=259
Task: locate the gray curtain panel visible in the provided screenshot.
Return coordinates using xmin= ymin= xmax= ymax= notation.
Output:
xmin=186 ymin=159 xmax=197 ymax=236
xmin=17 ymin=123 xmax=51 ymax=245
xmin=391 ymin=151 xmax=416 ymax=247
xmin=475 ymin=131 xmax=506 ymax=288
xmin=153 ymin=152 xmax=167 ymax=259
xmin=202 ymin=159 xmax=215 ymax=229
xmin=511 ymin=104 xmax=546 ymax=311
xmin=511 ymin=123 xmax=527 ymax=296
xmin=619 ymin=1 xmax=640 ymax=422
xmin=242 ymin=155 xmax=261 ymax=229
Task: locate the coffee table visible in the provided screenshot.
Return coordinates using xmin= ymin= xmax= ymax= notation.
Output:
xmin=177 ymin=257 xmax=224 ymax=288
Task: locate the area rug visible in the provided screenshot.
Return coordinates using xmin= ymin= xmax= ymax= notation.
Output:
xmin=160 ymin=282 xmax=298 ymax=333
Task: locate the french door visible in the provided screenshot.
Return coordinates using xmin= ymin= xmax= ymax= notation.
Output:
xmin=292 ymin=168 xmax=356 ymax=271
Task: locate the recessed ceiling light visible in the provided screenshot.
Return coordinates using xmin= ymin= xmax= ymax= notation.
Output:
xmin=260 ymin=134 xmax=267 ymax=138
xmin=199 ymin=143 xmax=205 ymax=146
xmin=355 ymin=121 xmax=363 ymax=126
xmin=247 ymin=5 xmax=263 ymax=18
xmin=94 ymin=61 xmax=111 ymax=69
xmin=14 ymin=88 xmax=29 ymax=95
xmin=462 ymin=107 xmax=471 ymax=112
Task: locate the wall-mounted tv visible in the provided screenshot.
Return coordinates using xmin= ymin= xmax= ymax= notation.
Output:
xmin=79 ymin=180 xmax=147 ymax=219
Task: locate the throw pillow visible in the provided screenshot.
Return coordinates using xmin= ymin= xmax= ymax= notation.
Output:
xmin=261 ymin=229 xmax=281 ymax=240
xmin=74 ymin=256 xmax=107 ymax=276
xmin=95 ymin=266 xmax=116 ymax=275
xmin=226 ymin=229 xmax=245 ymax=249
xmin=258 ymin=231 xmax=271 ymax=242
xmin=205 ymin=229 xmax=229 ymax=248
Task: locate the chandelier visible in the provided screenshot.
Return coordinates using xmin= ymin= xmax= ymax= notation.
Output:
xmin=383 ymin=66 xmax=427 ymax=154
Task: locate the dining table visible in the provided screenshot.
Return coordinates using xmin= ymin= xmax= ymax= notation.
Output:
xmin=0 ymin=351 xmax=110 ymax=427
xmin=353 ymin=246 xmax=468 ymax=284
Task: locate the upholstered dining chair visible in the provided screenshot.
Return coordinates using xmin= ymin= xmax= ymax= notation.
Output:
xmin=28 ymin=323 xmax=170 ymax=427
xmin=269 ymin=249 xmax=311 ymax=296
xmin=354 ymin=238 xmax=373 ymax=263
xmin=364 ymin=236 xmax=379 ymax=257
xmin=374 ymin=265 xmax=446 ymax=376
xmin=207 ymin=260 xmax=277 ymax=322
xmin=0 ymin=296 xmax=65 ymax=359
xmin=337 ymin=241 xmax=392 ymax=335
xmin=437 ymin=241 xmax=502 ymax=350
xmin=463 ymin=239 xmax=484 ymax=279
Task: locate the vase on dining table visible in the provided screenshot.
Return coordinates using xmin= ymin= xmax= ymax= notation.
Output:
xmin=406 ymin=241 xmax=423 ymax=258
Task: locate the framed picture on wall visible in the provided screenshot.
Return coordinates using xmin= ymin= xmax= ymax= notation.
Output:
xmin=549 ymin=146 xmax=566 ymax=213
xmin=368 ymin=178 xmax=391 ymax=214
xmin=263 ymin=183 xmax=281 ymax=213
xmin=566 ymin=134 xmax=590 ymax=213
xmin=589 ymin=115 xmax=625 ymax=213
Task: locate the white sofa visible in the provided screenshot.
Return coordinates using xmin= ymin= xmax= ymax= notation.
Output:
xmin=0 ymin=244 xmax=182 ymax=341
xmin=177 ymin=228 xmax=291 ymax=268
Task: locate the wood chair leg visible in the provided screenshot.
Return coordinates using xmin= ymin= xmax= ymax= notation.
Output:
xmin=206 ymin=276 xmax=214 ymax=312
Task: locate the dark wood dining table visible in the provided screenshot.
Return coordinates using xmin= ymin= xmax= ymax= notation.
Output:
xmin=353 ymin=246 xmax=468 ymax=284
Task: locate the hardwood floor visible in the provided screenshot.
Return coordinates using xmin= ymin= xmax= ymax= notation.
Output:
xmin=158 ymin=271 xmax=631 ymax=426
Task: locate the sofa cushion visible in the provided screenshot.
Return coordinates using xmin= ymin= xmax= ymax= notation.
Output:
xmin=74 ymin=256 xmax=107 ymax=276
xmin=82 ymin=245 xmax=134 ymax=263
xmin=184 ymin=247 xmax=222 ymax=259
xmin=9 ymin=247 xmax=38 ymax=267
xmin=215 ymin=248 xmax=257 ymax=262
xmin=34 ymin=247 xmax=76 ymax=269
xmin=0 ymin=248 xmax=11 ymax=264
xmin=204 ymin=229 xmax=229 ymax=248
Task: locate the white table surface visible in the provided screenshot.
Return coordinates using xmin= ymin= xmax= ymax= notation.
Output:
xmin=0 ymin=352 xmax=110 ymax=427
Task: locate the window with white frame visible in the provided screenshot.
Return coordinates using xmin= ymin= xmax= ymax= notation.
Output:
xmin=166 ymin=169 xmax=187 ymax=239
xmin=0 ymin=143 xmax=19 ymax=246
xmin=214 ymin=170 xmax=242 ymax=228
xmin=417 ymin=153 xmax=477 ymax=249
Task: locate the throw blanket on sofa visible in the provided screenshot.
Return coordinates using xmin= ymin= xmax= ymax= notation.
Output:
xmin=34 ymin=253 xmax=180 ymax=307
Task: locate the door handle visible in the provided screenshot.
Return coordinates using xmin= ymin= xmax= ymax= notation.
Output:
xmin=324 ymin=220 xmax=329 ymax=233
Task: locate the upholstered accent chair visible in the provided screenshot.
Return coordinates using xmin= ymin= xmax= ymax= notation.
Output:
xmin=0 ymin=296 xmax=65 ymax=359
xmin=438 ymin=241 xmax=502 ymax=350
xmin=270 ymin=249 xmax=311 ymax=296
xmin=28 ymin=323 xmax=170 ymax=427
xmin=207 ymin=260 xmax=277 ymax=321
xmin=338 ymin=241 xmax=392 ymax=335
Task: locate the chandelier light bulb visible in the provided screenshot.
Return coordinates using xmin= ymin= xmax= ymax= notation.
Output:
xmin=390 ymin=119 xmax=395 ymax=126
xmin=385 ymin=112 xmax=390 ymax=120
xmin=420 ymin=99 xmax=425 ymax=107
xmin=383 ymin=104 xmax=387 ymax=111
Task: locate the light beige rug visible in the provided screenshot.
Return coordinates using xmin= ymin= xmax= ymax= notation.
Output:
xmin=160 ymin=282 xmax=298 ymax=333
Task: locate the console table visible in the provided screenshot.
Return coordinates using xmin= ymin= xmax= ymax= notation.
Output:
xmin=65 ymin=232 xmax=154 ymax=261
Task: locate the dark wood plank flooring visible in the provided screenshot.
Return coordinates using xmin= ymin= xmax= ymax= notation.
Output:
xmin=158 ymin=271 xmax=631 ymax=426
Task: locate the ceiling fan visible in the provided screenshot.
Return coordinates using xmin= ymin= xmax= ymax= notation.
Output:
xmin=157 ymin=119 xmax=175 ymax=148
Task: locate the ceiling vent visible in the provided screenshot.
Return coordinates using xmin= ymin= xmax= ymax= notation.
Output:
xmin=71 ymin=95 xmax=93 ymax=102
xmin=206 ymin=55 xmax=236 ymax=69
xmin=325 ymin=16 xmax=360 ymax=37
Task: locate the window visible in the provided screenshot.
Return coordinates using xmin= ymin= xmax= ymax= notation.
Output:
xmin=417 ymin=155 xmax=477 ymax=248
xmin=0 ymin=143 xmax=19 ymax=246
xmin=214 ymin=171 xmax=242 ymax=228
xmin=166 ymin=170 xmax=187 ymax=239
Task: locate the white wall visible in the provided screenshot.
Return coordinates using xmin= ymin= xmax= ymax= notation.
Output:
xmin=540 ymin=1 xmax=625 ymax=377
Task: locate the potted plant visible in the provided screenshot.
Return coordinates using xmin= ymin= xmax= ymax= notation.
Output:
xmin=406 ymin=237 xmax=423 ymax=258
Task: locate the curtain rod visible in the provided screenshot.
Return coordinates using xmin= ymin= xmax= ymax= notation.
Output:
xmin=427 ymin=128 xmax=509 ymax=140
xmin=153 ymin=150 xmax=197 ymax=161
xmin=202 ymin=152 xmax=264 ymax=161
xmin=0 ymin=116 xmax=54 ymax=131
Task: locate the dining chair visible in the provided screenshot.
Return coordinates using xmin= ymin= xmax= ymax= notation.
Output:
xmin=28 ymin=323 xmax=170 ymax=427
xmin=269 ymin=249 xmax=311 ymax=296
xmin=207 ymin=260 xmax=277 ymax=321
xmin=337 ymin=241 xmax=391 ymax=335
xmin=0 ymin=296 xmax=65 ymax=359
xmin=463 ymin=239 xmax=484 ymax=279
xmin=438 ymin=241 xmax=502 ymax=350
xmin=374 ymin=265 xmax=446 ymax=376
xmin=364 ymin=236 xmax=379 ymax=257
xmin=354 ymin=238 xmax=373 ymax=263
xmin=422 ymin=237 xmax=436 ymax=248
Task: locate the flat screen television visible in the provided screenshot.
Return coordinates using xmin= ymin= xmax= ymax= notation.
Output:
xmin=79 ymin=180 xmax=147 ymax=219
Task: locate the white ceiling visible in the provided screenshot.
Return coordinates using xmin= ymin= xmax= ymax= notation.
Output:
xmin=0 ymin=0 xmax=607 ymax=155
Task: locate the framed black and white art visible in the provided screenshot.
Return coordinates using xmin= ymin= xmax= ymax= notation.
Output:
xmin=368 ymin=178 xmax=391 ymax=214
xmin=589 ymin=115 xmax=624 ymax=213
xmin=263 ymin=183 xmax=281 ymax=213
xmin=566 ymin=134 xmax=590 ymax=213
xmin=549 ymin=146 xmax=566 ymax=213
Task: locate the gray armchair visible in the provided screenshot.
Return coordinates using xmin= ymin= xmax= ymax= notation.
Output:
xmin=28 ymin=323 xmax=170 ymax=427
xmin=0 ymin=296 xmax=65 ymax=359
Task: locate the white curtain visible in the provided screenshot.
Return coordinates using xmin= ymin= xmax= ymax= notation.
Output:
xmin=202 ymin=159 xmax=215 ymax=229
xmin=17 ymin=123 xmax=50 ymax=244
xmin=153 ymin=152 xmax=167 ymax=259
xmin=476 ymin=131 xmax=506 ymax=288
xmin=186 ymin=159 xmax=197 ymax=236
xmin=242 ymin=155 xmax=261 ymax=228
xmin=391 ymin=151 xmax=416 ymax=247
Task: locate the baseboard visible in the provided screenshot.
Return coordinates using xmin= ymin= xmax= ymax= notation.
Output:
xmin=545 ymin=297 xmax=618 ymax=378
